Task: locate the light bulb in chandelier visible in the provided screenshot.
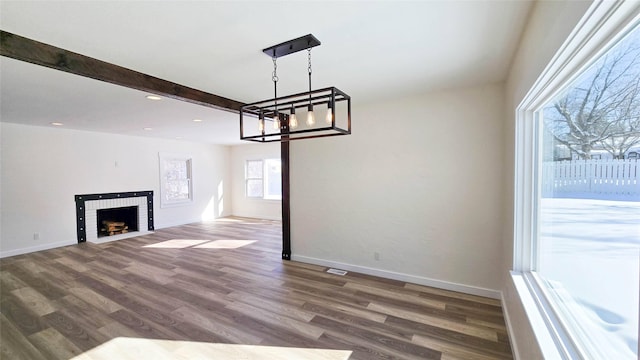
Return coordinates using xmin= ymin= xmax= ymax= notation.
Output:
xmin=289 ymin=106 xmax=298 ymax=129
xmin=273 ymin=113 xmax=280 ymax=130
xmin=307 ymin=104 xmax=315 ymax=126
xmin=258 ymin=111 xmax=265 ymax=133
xmin=326 ymin=102 xmax=333 ymax=125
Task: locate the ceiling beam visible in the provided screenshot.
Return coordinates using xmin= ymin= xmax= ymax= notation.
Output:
xmin=0 ymin=30 xmax=244 ymax=112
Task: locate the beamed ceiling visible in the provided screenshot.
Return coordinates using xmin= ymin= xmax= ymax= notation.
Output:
xmin=0 ymin=1 xmax=534 ymax=144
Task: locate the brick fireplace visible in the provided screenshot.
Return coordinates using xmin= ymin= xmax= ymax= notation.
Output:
xmin=75 ymin=191 xmax=154 ymax=243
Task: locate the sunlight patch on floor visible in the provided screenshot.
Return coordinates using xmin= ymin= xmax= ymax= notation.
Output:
xmin=214 ymin=217 xmax=244 ymax=222
xmin=143 ymin=239 xmax=210 ymax=248
xmin=143 ymin=239 xmax=257 ymax=249
xmin=71 ymin=338 xmax=352 ymax=360
xmin=194 ymin=239 xmax=256 ymax=249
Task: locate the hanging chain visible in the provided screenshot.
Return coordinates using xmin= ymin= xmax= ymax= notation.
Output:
xmin=272 ymin=57 xmax=279 ymax=84
xmin=272 ymin=57 xmax=279 ymax=100
xmin=272 ymin=57 xmax=280 ymax=130
xmin=307 ymin=48 xmax=312 ymax=99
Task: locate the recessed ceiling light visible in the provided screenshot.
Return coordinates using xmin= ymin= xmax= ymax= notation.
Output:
xmin=143 ymin=127 xmax=153 ymax=131
xmin=192 ymin=119 xmax=203 ymax=122
xmin=145 ymin=95 xmax=162 ymax=101
xmin=50 ymin=122 xmax=64 ymax=126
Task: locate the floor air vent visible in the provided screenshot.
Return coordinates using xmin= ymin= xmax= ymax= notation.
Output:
xmin=326 ymin=268 xmax=348 ymax=276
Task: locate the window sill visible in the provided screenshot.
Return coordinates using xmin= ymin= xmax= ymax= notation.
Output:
xmin=510 ymin=271 xmax=565 ymax=360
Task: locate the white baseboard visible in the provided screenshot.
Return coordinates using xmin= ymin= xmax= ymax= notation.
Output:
xmin=291 ymin=254 xmax=502 ymax=299
xmin=0 ymin=240 xmax=76 ymax=259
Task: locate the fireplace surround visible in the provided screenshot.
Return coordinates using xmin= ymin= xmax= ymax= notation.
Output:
xmin=75 ymin=191 xmax=154 ymax=243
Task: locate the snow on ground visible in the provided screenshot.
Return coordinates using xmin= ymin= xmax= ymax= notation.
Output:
xmin=539 ymin=198 xmax=639 ymax=359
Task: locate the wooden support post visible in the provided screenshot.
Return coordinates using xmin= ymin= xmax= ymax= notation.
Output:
xmin=281 ymin=132 xmax=291 ymax=260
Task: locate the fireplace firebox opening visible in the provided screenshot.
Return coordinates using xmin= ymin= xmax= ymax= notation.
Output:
xmin=97 ymin=206 xmax=139 ymax=238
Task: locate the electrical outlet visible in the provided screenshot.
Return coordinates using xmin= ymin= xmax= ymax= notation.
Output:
xmin=374 ymin=252 xmax=380 ymax=261
xmin=33 ymin=233 xmax=40 ymax=241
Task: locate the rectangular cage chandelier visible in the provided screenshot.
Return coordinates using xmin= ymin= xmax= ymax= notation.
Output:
xmin=240 ymin=34 xmax=351 ymax=142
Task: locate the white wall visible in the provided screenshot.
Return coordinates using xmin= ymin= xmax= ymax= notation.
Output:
xmin=502 ymin=1 xmax=593 ymax=359
xmin=230 ymin=142 xmax=281 ymax=220
xmin=290 ymin=83 xmax=505 ymax=297
xmin=0 ymin=122 xmax=231 ymax=257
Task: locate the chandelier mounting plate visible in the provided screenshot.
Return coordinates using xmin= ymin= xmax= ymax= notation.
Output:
xmin=262 ymin=34 xmax=321 ymax=58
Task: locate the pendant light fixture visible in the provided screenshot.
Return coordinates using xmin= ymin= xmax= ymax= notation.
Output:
xmin=240 ymin=34 xmax=351 ymax=142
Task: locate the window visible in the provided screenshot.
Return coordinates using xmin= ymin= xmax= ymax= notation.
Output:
xmin=159 ymin=153 xmax=193 ymax=207
xmin=245 ymin=159 xmax=281 ymax=200
xmin=515 ymin=5 xmax=640 ymax=359
xmin=536 ymin=25 xmax=639 ymax=359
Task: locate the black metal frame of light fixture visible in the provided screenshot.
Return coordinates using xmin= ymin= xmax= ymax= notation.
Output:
xmin=240 ymin=34 xmax=351 ymax=142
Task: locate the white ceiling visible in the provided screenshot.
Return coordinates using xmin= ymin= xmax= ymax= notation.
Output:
xmin=0 ymin=0 xmax=534 ymax=145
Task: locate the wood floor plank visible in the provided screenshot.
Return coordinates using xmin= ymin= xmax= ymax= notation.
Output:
xmin=97 ymin=321 xmax=146 ymax=339
xmin=170 ymin=304 xmax=264 ymax=344
xmin=368 ymin=301 xmax=499 ymax=342
xmin=466 ymin=317 xmax=508 ymax=331
xmin=54 ymin=294 xmax=115 ymax=329
xmin=226 ymin=299 xmax=325 ymax=340
xmin=0 ymin=293 xmax=48 ymax=336
xmin=0 ymin=313 xmax=47 ymax=360
xmin=122 ymin=262 xmax=176 ymax=285
xmin=344 ymin=281 xmax=448 ymax=310
xmin=170 ymin=272 xmax=232 ymax=295
xmin=405 ymin=283 xmax=502 ymax=306
xmin=0 ymin=217 xmax=513 ymax=359
xmin=42 ymin=311 xmax=106 ymax=351
xmin=224 ymin=282 xmax=306 ymax=307
xmin=312 ymin=315 xmax=441 ymax=360
xmin=14 ymin=259 xmax=49 ymax=274
xmin=0 ymin=271 xmax=28 ymax=292
xmin=28 ymin=327 xmax=83 ymax=360
xmin=10 ymin=287 xmax=57 ymax=316
xmin=226 ymin=289 xmax=317 ymax=322
xmin=318 ymin=332 xmax=400 ymax=360
xmin=54 ymin=256 xmax=92 ymax=273
xmin=304 ymin=298 xmax=387 ymax=323
xmin=107 ymin=309 xmax=177 ymax=340
xmin=280 ymin=265 xmax=348 ymax=287
xmin=68 ymin=287 xmax=123 ymax=313
xmin=218 ymin=265 xmax=286 ymax=287
xmin=287 ymin=281 xmax=371 ymax=309
xmin=386 ymin=316 xmax=512 ymax=357
xmin=6 ymin=264 xmax=68 ymax=300
xmin=353 ymin=289 xmax=463 ymax=323
xmin=413 ymin=334 xmax=512 ymax=360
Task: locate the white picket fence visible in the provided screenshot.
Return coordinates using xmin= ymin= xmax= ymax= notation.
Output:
xmin=541 ymin=159 xmax=639 ymax=198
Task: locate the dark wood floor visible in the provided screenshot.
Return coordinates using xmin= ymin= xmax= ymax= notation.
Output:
xmin=1 ymin=217 xmax=513 ymax=360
